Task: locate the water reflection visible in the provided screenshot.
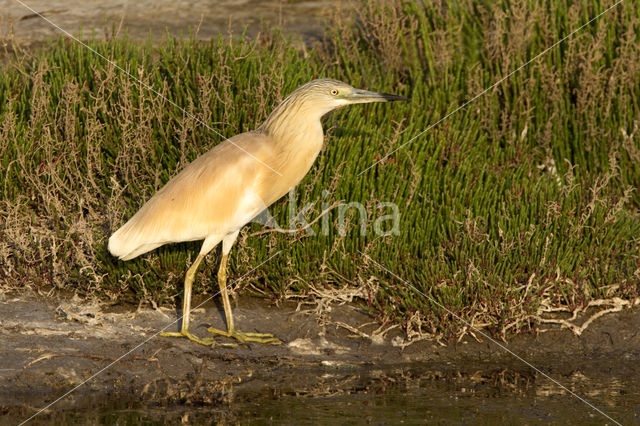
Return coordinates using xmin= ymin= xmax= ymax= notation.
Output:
xmin=9 ymin=363 xmax=638 ymax=424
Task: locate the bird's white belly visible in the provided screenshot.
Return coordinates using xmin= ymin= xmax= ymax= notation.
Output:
xmin=216 ymin=189 xmax=266 ymax=235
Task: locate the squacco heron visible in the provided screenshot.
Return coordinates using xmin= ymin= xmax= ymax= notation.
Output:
xmin=108 ymin=79 xmax=407 ymax=345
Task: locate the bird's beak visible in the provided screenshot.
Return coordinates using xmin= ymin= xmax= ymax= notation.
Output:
xmin=346 ymin=88 xmax=410 ymax=104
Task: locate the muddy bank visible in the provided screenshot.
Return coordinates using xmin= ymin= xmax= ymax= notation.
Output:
xmin=1 ymin=0 xmax=351 ymax=47
xmin=1 ymin=292 xmax=639 ymax=423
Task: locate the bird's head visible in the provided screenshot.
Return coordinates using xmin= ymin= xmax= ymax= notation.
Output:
xmin=292 ymin=78 xmax=408 ymax=116
xmin=259 ymin=79 xmax=408 ymax=137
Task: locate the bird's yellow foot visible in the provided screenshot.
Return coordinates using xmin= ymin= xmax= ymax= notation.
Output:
xmin=159 ymin=330 xmax=216 ymax=346
xmin=207 ymin=327 xmax=282 ymax=344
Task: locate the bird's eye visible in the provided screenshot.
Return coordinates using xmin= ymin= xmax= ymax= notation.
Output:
xmin=330 ymin=89 xmax=339 ymax=96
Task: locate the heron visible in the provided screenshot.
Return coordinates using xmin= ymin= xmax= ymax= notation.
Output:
xmin=108 ymin=78 xmax=408 ymax=345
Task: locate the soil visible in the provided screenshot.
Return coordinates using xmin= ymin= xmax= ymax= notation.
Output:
xmin=2 ymin=291 xmax=639 ymax=423
xmin=1 ymin=0 xmax=352 ymax=47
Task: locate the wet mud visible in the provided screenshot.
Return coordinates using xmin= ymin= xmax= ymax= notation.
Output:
xmin=1 ymin=0 xmax=351 ymax=46
xmin=1 ymin=292 xmax=639 ymax=424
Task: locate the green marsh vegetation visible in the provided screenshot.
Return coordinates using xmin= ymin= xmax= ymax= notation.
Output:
xmin=1 ymin=0 xmax=639 ymax=341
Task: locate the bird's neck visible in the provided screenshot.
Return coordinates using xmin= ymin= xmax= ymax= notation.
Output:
xmin=259 ymin=98 xmax=326 ymax=152
xmin=257 ymin=99 xmax=326 ymax=191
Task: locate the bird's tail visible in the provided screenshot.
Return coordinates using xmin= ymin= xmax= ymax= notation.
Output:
xmin=108 ymin=225 xmax=163 ymax=261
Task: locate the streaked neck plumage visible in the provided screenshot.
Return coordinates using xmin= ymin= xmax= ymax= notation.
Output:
xmin=258 ymin=88 xmax=335 ymax=145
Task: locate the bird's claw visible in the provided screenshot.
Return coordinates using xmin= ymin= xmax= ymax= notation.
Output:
xmin=159 ymin=330 xmax=216 ymax=346
xmin=207 ymin=327 xmax=282 ymax=345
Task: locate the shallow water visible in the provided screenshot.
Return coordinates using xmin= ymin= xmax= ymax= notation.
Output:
xmin=3 ymin=295 xmax=640 ymax=425
xmin=10 ymin=363 xmax=638 ymax=425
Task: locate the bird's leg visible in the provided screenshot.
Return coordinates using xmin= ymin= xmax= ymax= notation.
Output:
xmin=160 ymin=254 xmax=215 ymax=346
xmin=207 ymin=253 xmax=281 ymax=344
